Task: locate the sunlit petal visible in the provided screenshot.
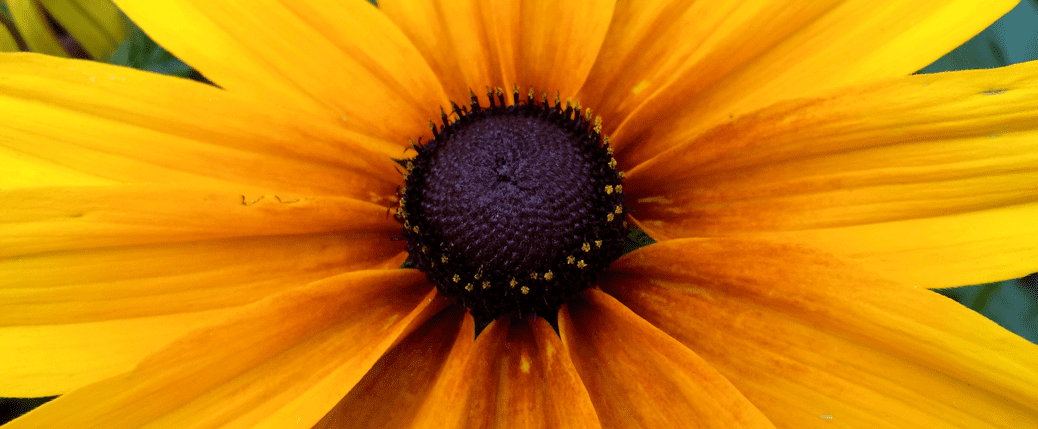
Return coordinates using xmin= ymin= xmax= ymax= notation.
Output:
xmin=589 ymin=0 xmax=1017 ymax=165
xmin=112 ymin=0 xmax=449 ymax=141
xmin=630 ymin=60 xmax=1038 ymax=287
xmin=0 ymin=54 xmax=402 ymax=198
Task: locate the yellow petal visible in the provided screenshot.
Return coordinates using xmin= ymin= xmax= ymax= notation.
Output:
xmin=6 ymin=0 xmax=67 ymax=56
xmin=39 ymin=0 xmax=125 ymax=60
xmin=0 ymin=308 xmax=238 ymax=397
xmin=4 ymin=270 xmax=442 ymax=429
xmin=314 ymin=307 xmax=467 ymax=429
xmin=413 ymin=316 xmax=602 ymax=428
xmin=0 ymin=234 xmax=404 ymax=395
xmin=0 ymin=185 xmax=398 ymax=259
xmin=0 ymin=185 xmax=404 ymax=395
xmin=1 ymin=232 xmax=405 ymax=325
xmin=604 ymin=238 xmax=1038 ymax=428
xmin=595 ymin=0 xmax=1017 ymax=166
xmin=0 ymin=54 xmax=402 ymax=197
xmin=629 ymin=60 xmax=1038 ymax=287
xmin=112 ymin=0 xmax=449 ymax=142
xmin=560 ymin=288 xmax=776 ymax=429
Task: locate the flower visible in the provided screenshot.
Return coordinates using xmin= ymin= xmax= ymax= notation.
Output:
xmin=2 ymin=0 xmax=1038 ymax=428
xmin=0 ymin=0 xmax=125 ymax=59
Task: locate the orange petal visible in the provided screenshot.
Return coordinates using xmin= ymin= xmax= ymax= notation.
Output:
xmin=0 ymin=185 xmax=398 ymax=259
xmin=413 ymin=316 xmax=601 ymax=428
xmin=592 ymin=0 xmax=1017 ymax=166
xmin=4 ymin=270 xmax=443 ymax=429
xmin=377 ymin=0 xmax=473 ymax=103
xmin=382 ymin=0 xmax=613 ymax=100
xmin=560 ymin=288 xmax=775 ymax=429
xmin=603 ymin=238 xmax=1038 ymax=428
xmin=514 ymin=0 xmax=615 ymax=97
xmin=112 ymin=0 xmax=448 ymax=142
xmin=628 ymin=60 xmax=1038 ymax=287
xmin=314 ymin=306 xmax=467 ymax=429
xmin=0 ymin=54 xmax=402 ymax=196
xmin=379 ymin=0 xmax=523 ymax=101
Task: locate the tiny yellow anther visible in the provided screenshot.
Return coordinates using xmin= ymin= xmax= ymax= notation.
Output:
xmin=510 ymin=278 xmax=518 ymax=288
xmin=615 ymin=205 xmax=623 ymax=214
xmin=595 ymin=240 xmax=603 ymax=248
xmin=608 ymin=158 xmax=617 ymax=169
xmin=452 ymin=274 xmax=461 ymax=283
xmin=530 ymin=272 xmax=539 ymax=280
xmin=544 ymin=271 xmax=554 ymax=280
xmin=406 ymin=161 xmax=414 ymax=171
xmin=521 ymin=286 xmax=530 ymax=295
xmin=607 ymin=213 xmax=615 ymax=222
xmin=615 ymin=184 xmax=623 ymax=193
xmin=577 ymin=260 xmax=587 ymax=269
xmin=441 ymin=255 xmax=449 ymax=263
xmin=582 ymin=242 xmax=591 ymax=252
xmin=605 ymin=185 xmax=614 ymax=195
xmin=412 ymin=225 xmax=420 ymax=233
xmin=464 ymin=283 xmax=473 ymax=291
xmin=482 ymin=281 xmax=491 ymax=289
xmin=567 ymin=256 xmax=575 ymax=264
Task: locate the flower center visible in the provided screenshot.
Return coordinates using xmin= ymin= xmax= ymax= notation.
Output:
xmin=396 ymin=88 xmax=626 ymax=327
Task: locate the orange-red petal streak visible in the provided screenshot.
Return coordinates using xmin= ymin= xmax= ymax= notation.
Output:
xmin=313 ymin=306 xmax=468 ymax=429
xmin=560 ymin=288 xmax=776 ymax=429
xmin=413 ymin=316 xmax=602 ymax=429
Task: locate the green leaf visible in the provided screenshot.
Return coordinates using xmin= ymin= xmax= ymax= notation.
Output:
xmin=108 ymin=16 xmax=202 ymax=81
xmin=937 ymin=277 xmax=1038 ymax=344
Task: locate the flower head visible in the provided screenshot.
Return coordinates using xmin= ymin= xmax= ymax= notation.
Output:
xmin=2 ymin=1 xmax=1038 ymax=428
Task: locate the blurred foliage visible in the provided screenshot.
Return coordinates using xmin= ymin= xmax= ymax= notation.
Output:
xmin=937 ymin=276 xmax=1038 ymax=343
xmin=107 ymin=15 xmax=205 ymax=81
xmin=917 ymin=0 xmax=1038 ymax=73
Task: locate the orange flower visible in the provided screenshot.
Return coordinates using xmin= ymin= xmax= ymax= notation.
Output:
xmin=2 ymin=1 xmax=1038 ymax=428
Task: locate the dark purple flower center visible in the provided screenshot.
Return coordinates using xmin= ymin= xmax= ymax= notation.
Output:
xmin=396 ymin=88 xmax=626 ymax=328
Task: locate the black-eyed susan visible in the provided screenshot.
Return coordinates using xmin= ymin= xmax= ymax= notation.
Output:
xmin=2 ymin=1 xmax=1038 ymax=428
xmin=0 ymin=0 xmax=124 ymax=59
